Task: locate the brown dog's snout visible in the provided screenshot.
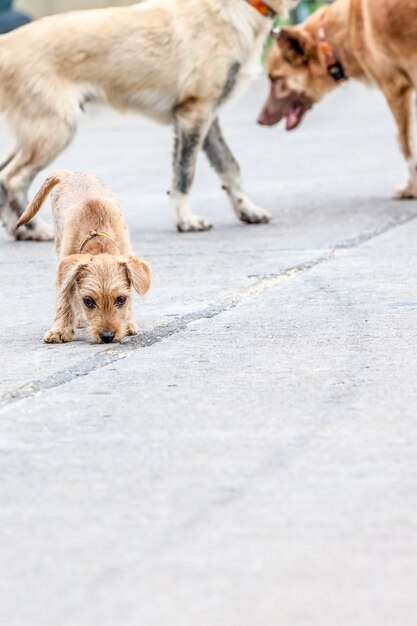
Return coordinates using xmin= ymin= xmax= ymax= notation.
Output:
xmin=258 ymin=94 xmax=282 ymax=126
xmin=258 ymin=103 xmax=274 ymax=126
xmin=258 ymin=90 xmax=314 ymax=130
xmin=99 ymin=330 xmax=116 ymax=343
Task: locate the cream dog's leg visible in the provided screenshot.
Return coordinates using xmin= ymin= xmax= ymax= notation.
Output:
xmin=1 ymin=150 xmax=54 ymax=241
xmin=0 ymin=149 xmax=19 ymax=236
xmin=171 ymin=101 xmax=214 ymax=232
xmin=0 ymin=119 xmax=75 ymax=240
xmin=0 ymin=149 xmax=18 ymax=172
xmin=203 ymin=118 xmax=271 ymax=224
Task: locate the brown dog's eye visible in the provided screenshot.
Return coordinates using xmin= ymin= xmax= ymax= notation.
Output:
xmin=83 ymin=297 xmax=96 ymax=309
xmin=116 ymin=296 xmax=127 ymax=307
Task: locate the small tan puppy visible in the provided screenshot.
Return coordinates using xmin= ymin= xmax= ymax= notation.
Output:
xmin=17 ymin=171 xmax=152 ymax=344
xmin=259 ymin=0 xmax=417 ymax=199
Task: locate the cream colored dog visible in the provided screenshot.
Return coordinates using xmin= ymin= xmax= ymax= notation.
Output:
xmin=17 ymin=171 xmax=152 ymax=344
xmin=0 ymin=0 xmax=298 ymax=240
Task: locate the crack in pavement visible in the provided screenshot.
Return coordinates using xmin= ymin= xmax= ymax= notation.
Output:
xmin=0 ymin=252 xmax=333 ymax=411
xmin=2 ymin=209 xmax=417 ymax=411
xmin=334 ymin=210 xmax=417 ymax=249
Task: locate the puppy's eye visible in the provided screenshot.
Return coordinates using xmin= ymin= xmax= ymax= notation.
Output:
xmin=116 ymin=296 xmax=127 ymax=307
xmin=83 ymin=297 xmax=96 ymax=309
xmin=269 ymin=75 xmax=282 ymax=84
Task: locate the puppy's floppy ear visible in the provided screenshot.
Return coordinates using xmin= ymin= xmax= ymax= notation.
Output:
xmin=123 ymin=256 xmax=152 ymax=295
xmin=56 ymin=254 xmax=91 ymax=295
xmin=276 ymin=27 xmax=314 ymax=65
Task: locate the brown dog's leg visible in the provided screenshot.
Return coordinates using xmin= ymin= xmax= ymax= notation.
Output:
xmin=203 ymin=118 xmax=271 ymax=225
xmin=381 ymin=79 xmax=417 ymax=198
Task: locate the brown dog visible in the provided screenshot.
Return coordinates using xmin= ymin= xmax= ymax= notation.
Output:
xmin=17 ymin=171 xmax=152 ymax=344
xmin=259 ymin=0 xmax=417 ymax=198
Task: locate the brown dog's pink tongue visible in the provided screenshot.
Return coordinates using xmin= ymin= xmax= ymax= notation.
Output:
xmin=286 ymin=103 xmax=303 ymax=131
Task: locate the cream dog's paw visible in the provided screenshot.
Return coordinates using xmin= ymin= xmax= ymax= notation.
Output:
xmin=237 ymin=202 xmax=272 ymax=224
xmin=15 ymin=219 xmax=54 ymax=241
xmin=177 ymin=215 xmax=213 ymax=232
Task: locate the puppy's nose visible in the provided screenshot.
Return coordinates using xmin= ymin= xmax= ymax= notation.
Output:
xmin=99 ymin=330 xmax=115 ymax=344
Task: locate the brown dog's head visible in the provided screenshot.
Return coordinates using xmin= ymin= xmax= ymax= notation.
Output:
xmin=58 ymin=253 xmax=151 ymax=344
xmin=259 ymin=23 xmax=339 ymax=129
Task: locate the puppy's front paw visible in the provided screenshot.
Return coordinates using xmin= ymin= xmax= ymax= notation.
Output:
xmin=126 ymin=321 xmax=139 ymax=336
xmin=44 ymin=327 xmax=74 ymax=344
xmin=177 ymin=215 xmax=213 ymax=233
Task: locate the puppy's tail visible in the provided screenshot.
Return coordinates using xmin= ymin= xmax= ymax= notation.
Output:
xmin=16 ymin=170 xmax=73 ymax=228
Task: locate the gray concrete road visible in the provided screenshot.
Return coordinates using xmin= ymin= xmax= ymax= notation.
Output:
xmin=1 ymin=81 xmax=417 ymax=626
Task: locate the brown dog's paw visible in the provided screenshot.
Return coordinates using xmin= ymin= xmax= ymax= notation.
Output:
xmin=393 ymin=185 xmax=417 ymax=200
xmin=43 ymin=328 xmax=74 ymax=344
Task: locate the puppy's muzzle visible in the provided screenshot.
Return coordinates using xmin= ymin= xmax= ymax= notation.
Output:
xmin=99 ymin=330 xmax=116 ymax=344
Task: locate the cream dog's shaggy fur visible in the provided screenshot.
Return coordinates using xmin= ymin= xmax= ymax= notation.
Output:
xmin=17 ymin=171 xmax=152 ymax=344
xmin=0 ymin=0 xmax=297 ymax=240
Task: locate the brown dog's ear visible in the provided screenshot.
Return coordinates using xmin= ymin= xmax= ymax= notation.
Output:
xmin=56 ymin=254 xmax=91 ymax=295
xmin=123 ymin=256 xmax=152 ymax=295
xmin=276 ymin=27 xmax=314 ymax=65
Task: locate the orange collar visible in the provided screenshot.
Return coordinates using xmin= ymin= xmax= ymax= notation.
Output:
xmin=318 ymin=26 xmax=348 ymax=84
xmin=245 ymin=0 xmax=276 ymax=18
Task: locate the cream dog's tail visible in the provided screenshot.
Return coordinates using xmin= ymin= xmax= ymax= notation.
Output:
xmin=16 ymin=170 xmax=73 ymax=228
